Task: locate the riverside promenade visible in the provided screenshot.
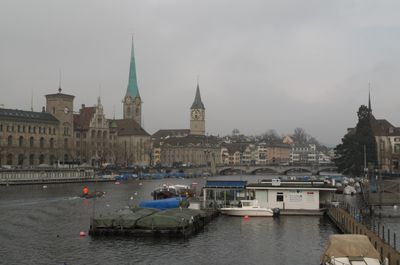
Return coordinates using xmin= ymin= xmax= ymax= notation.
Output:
xmin=328 ymin=205 xmax=400 ymax=265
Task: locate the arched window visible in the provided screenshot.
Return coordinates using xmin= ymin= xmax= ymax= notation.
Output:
xmin=30 ymin=137 xmax=34 ymax=147
xmin=7 ymin=154 xmax=13 ymax=165
xmin=64 ymin=138 xmax=68 ymax=149
xmin=19 ymin=136 xmax=24 ymax=147
xmin=29 ymin=154 xmax=34 ymax=165
xmin=39 ymin=154 xmax=45 ymax=164
xmin=7 ymin=135 xmax=12 ymax=146
xmin=50 ymin=138 xmax=54 ymax=148
xmin=49 ymin=155 xmax=55 ymax=165
xmin=40 ymin=137 xmax=45 ymax=148
xmin=18 ymin=154 xmax=24 ymax=165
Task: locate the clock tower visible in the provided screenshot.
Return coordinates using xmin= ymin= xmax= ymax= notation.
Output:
xmin=123 ymin=38 xmax=142 ymax=125
xmin=190 ymin=83 xmax=205 ymax=135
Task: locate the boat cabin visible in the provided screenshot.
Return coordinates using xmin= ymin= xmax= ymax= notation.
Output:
xmin=246 ymin=179 xmax=336 ymax=212
xmin=202 ymin=180 xmax=248 ymax=208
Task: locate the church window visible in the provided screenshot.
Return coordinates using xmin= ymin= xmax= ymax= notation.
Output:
xmin=40 ymin=137 xmax=45 ymax=148
xmin=29 ymin=154 xmax=34 ymax=165
xmin=7 ymin=135 xmax=12 ymax=146
xmin=19 ymin=136 xmax=24 ymax=147
xmin=64 ymin=138 xmax=68 ymax=149
xmin=50 ymin=138 xmax=54 ymax=148
xmin=30 ymin=137 xmax=34 ymax=147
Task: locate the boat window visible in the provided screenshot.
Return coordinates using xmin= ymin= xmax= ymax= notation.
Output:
xmin=242 ymin=202 xmax=251 ymax=207
xmin=276 ymin=192 xmax=284 ymax=202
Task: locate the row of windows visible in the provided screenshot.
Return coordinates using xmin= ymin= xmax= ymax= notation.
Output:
xmin=0 ymin=124 xmax=56 ymax=135
xmin=1 ymin=153 xmax=56 ymax=165
xmin=2 ymin=135 xmax=68 ymax=149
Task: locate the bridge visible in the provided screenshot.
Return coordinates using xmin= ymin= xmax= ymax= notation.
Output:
xmin=162 ymin=163 xmax=339 ymax=176
xmin=214 ymin=164 xmax=338 ymax=175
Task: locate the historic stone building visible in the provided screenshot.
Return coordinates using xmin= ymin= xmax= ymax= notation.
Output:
xmin=0 ymin=108 xmax=59 ymax=166
xmin=73 ymin=97 xmax=117 ymax=166
xmin=190 ymin=83 xmax=205 ymax=135
xmin=45 ymin=88 xmax=75 ymax=162
xmin=112 ymin=39 xmax=151 ymax=166
xmin=152 ymin=83 xmax=221 ymax=168
xmin=0 ymin=87 xmax=75 ymax=166
xmin=122 ymin=40 xmax=142 ymax=126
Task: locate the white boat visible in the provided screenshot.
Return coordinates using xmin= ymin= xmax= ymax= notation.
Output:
xmin=321 ymin=234 xmax=386 ymax=265
xmin=219 ymin=200 xmax=274 ymax=217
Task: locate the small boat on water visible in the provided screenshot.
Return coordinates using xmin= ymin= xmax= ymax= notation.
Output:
xmin=321 ymin=234 xmax=385 ymax=265
xmin=152 ymin=184 xmax=194 ymax=200
xmin=80 ymin=191 xmax=105 ymax=199
xmin=219 ymin=200 xmax=275 ymax=217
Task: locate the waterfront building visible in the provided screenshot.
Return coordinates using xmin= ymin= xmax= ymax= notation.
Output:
xmin=113 ymin=40 xmax=151 ymax=166
xmin=246 ymin=179 xmax=337 ymax=212
xmin=0 ymin=86 xmax=76 ymax=167
xmin=290 ymin=144 xmax=317 ymax=164
xmin=45 ymin=88 xmax=75 ymax=163
xmin=0 ymin=108 xmax=60 ymax=166
xmin=73 ymin=97 xmax=117 ymax=166
xmin=152 ymin=83 xmax=219 ymax=167
xmin=266 ymin=144 xmax=291 ymax=163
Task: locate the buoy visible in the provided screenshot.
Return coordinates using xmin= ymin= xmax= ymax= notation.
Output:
xmin=139 ymin=182 xmax=143 ymax=186
xmin=244 ymin=215 xmax=250 ymax=219
xmin=43 ymin=185 xmax=47 ymax=189
xmin=82 ymin=187 xmax=89 ymax=195
xmin=115 ymin=181 xmax=120 ymax=185
xmin=134 ymin=191 xmax=138 ymax=196
xmin=394 ymin=205 xmax=398 ymax=210
xmin=79 ymin=231 xmax=86 ymax=237
xmin=130 ymin=196 xmax=134 ymax=200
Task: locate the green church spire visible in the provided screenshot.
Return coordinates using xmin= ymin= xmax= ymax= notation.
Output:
xmin=191 ymin=82 xmax=205 ymax=109
xmin=126 ymin=38 xmax=140 ymax=99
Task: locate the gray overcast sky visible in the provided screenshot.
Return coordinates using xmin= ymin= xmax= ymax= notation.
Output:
xmin=1 ymin=0 xmax=400 ymax=146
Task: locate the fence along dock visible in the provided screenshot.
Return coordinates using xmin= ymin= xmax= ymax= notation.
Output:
xmin=327 ymin=205 xmax=400 ymax=265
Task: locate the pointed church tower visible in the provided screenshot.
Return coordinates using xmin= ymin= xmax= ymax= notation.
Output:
xmin=190 ymin=82 xmax=205 ymax=135
xmin=123 ymin=38 xmax=142 ymax=125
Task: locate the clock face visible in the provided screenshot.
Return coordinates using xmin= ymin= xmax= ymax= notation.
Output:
xmin=191 ymin=109 xmax=201 ymax=120
xmin=64 ymin=107 xmax=69 ymax=114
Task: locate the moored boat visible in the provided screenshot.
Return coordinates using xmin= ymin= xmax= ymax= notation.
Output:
xmin=321 ymin=234 xmax=385 ymax=265
xmin=219 ymin=200 xmax=275 ymax=217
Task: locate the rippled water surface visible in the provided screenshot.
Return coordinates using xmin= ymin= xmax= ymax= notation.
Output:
xmin=0 ymin=177 xmax=339 ymax=265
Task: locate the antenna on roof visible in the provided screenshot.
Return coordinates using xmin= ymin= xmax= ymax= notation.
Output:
xmin=58 ymin=68 xmax=62 ymax=93
xmin=30 ymin=88 xmax=34 ymax=111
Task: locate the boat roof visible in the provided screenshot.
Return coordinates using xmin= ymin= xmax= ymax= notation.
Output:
xmin=204 ymin=180 xmax=247 ymax=189
xmin=321 ymin=235 xmax=380 ymax=263
xmin=247 ymin=179 xmax=336 ymax=191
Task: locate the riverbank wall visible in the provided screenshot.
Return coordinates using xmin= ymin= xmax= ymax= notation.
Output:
xmin=327 ymin=207 xmax=400 ymax=265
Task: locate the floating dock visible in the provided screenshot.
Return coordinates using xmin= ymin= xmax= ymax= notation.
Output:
xmin=89 ymin=207 xmax=218 ymax=238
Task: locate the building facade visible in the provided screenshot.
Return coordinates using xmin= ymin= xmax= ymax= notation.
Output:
xmin=73 ymin=97 xmax=117 ymax=166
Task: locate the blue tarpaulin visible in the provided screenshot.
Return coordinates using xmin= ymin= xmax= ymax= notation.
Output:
xmin=139 ymin=197 xmax=185 ymax=210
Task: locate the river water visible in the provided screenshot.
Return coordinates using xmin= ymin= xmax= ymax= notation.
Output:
xmin=0 ymin=176 xmax=339 ymax=265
